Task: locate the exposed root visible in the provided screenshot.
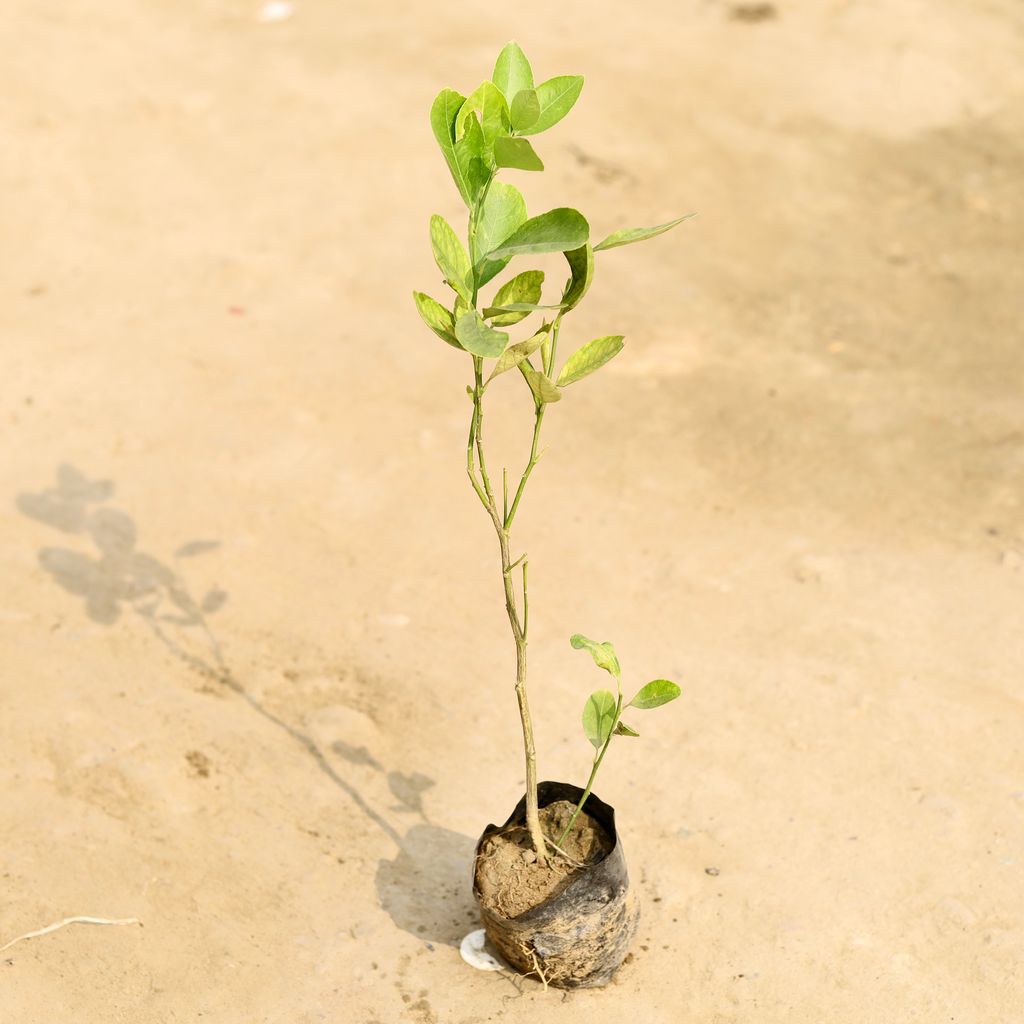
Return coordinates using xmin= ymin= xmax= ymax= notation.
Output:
xmin=542 ymin=834 xmax=584 ymax=868
xmin=529 ymin=949 xmax=549 ymax=991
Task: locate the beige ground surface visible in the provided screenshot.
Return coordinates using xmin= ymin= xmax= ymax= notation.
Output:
xmin=3 ymin=1 xmax=1023 ymax=1021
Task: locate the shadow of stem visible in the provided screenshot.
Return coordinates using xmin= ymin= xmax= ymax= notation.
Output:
xmin=18 ymin=463 xmax=479 ymax=946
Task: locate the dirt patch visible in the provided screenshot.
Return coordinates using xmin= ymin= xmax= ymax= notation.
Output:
xmin=185 ymin=750 xmax=212 ymax=778
xmin=729 ymin=2 xmax=777 ymax=22
xmin=474 ymin=800 xmax=611 ymax=919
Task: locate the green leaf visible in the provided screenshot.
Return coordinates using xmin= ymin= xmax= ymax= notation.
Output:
xmin=520 ymin=363 xmax=562 ymax=404
xmin=593 ymin=214 xmax=695 ymax=252
xmin=494 ymin=136 xmax=544 ymax=172
xmin=492 ymin=42 xmax=534 ymax=104
xmin=412 ymin=291 xmax=460 ymax=348
xmin=454 ymin=113 xmax=491 ymax=204
xmin=430 ymin=215 xmax=472 ymax=304
xmin=456 ymin=81 xmax=510 ymax=149
xmin=582 ymin=689 xmax=617 ymax=749
xmin=430 ymin=88 xmax=471 ymax=206
xmin=487 ymin=325 xmax=549 ymax=380
xmin=556 ymin=335 xmax=625 ymax=387
xmin=473 ymin=182 xmax=528 ymax=289
xmin=629 ymin=679 xmax=681 ymax=710
xmin=485 ymin=208 xmax=589 ymax=261
xmin=614 ymin=721 xmax=640 ymax=737
xmin=570 ymin=633 xmax=621 ymax=677
xmin=560 ymin=243 xmax=594 ymax=313
xmin=510 ymin=89 xmax=540 ymax=131
xmin=455 ymin=311 xmax=508 ymax=358
xmin=484 ymin=301 xmax=564 ymax=315
xmin=487 ymin=270 xmax=544 ymax=326
xmin=519 ymin=75 xmax=584 ymax=136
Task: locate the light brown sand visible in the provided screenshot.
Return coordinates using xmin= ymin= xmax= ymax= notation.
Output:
xmin=3 ymin=1 xmax=1023 ymax=1021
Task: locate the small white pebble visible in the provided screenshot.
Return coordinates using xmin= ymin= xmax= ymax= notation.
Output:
xmin=377 ymin=613 xmax=410 ymax=628
xmin=257 ymin=1 xmax=294 ymax=22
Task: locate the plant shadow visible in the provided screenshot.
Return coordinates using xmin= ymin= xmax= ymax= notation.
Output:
xmin=375 ymin=822 xmax=478 ymax=947
xmin=322 ymin=743 xmax=478 ymax=945
xmin=16 ymin=463 xmax=478 ymax=946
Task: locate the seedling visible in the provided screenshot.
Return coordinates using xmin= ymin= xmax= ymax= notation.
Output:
xmin=414 ymin=42 xmax=687 ymax=865
xmin=559 ymin=634 xmax=680 ymax=844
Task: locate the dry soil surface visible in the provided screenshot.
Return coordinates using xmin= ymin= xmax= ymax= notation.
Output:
xmin=3 ymin=1 xmax=1023 ymax=1022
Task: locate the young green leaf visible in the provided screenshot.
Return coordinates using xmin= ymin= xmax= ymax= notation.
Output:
xmin=487 ymin=326 xmax=549 ymax=380
xmin=455 ymin=311 xmax=508 ymax=358
xmin=454 ymin=113 xmax=491 ymax=204
xmin=494 ymin=136 xmax=544 ymax=172
xmin=519 ymin=75 xmax=584 ymax=136
xmin=614 ymin=721 xmax=640 ymax=737
xmin=430 ymin=88 xmax=471 ymax=206
xmin=560 ymin=243 xmax=594 ymax=313
xmin=485 ymin=208 xmax=589 ymax=261
xmin=570 ymin=633 xmax=621 ymax=677
xmin=556 ymin=335 xmax=625 ymax=387
xmin=510 ymin=89 xmax=540 ymax=132
xmin=412 ymin=291 xmax=460 ymax=348
xmin=520 ymin=363 xmax=562 ymax=404
xmin=486 ymin=270 xmax=544 ymax=326
xmin=484 ymin=302 xmax=564 ymax=315
xmin=582 ymin=689 xmax=617 ymax=749
xmin=456 ymin=81 xmax=511 ymax=149
xmin=593 ymin=214 xmax=695 ymax=252
xmin=473 ymin=182 xmax=528 ymax=289
xmin=492 ymin=42 xmax=534 ymax=104
xmin=430 ymin=215 xmax=472 ymax=303
xmin=629 ymin=679 xmax=681 ymax=710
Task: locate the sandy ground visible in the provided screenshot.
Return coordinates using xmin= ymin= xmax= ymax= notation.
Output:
xmin=3 ymin=0 xmax=1023 ymax=1021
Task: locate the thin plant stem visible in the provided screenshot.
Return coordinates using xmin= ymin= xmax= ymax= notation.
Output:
xmin=543 ymin=314 xmax=562 ymax=378
xmin=504 ymin=552 xmax=526 ymax=574
xmin=468 ymin=354 xmax=548 ymax=865
xmin=556 ymin=693 xmax=624 ymax=847
xmin=505 ymin=316 xmax=560 ymax=530
xmin=473 ymin=361 xmax=497 ymax=504
xmin=466 ymin=401 xmax=489 ymax=510
xmin=504 ymin=404 xmax=544 ymax=530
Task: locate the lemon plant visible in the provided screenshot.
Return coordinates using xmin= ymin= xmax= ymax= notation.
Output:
xmin=415 ymin=42 xmax=687 ymax=865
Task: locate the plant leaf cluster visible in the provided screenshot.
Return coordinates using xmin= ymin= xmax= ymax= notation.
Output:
xmin=572 ymin=633 xmax=680 ymax=748
xmin=414 ymin=41 xmax=693 ymax=401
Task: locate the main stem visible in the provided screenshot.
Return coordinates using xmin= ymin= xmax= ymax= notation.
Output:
xmin=465 ymin=176 xmax=561 ymax=864
xmin=469 ymin=357 xmax=548 ymax=865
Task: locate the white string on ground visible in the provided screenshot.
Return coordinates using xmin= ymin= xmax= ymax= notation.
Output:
xmin=0 ymin=916 xmax=142 ymax=953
